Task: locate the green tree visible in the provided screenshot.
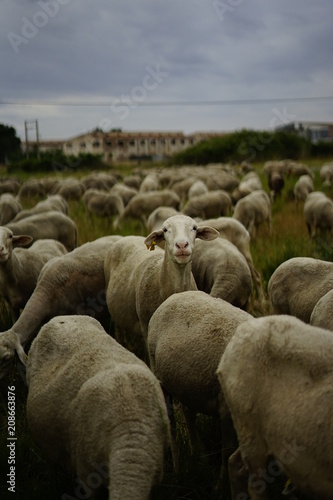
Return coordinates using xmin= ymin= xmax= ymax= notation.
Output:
xmin=0 ymin=124 xmax=22 ymax=163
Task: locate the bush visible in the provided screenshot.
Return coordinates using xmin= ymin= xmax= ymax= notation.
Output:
xmin=7 ymin=151 xmax=107 ymax=174
xmin=172 ymin=129 xmax=312 ymax=165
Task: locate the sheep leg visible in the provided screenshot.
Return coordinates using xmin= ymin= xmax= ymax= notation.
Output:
xmin=162 ymin=387 xmax=179 ymax=473
xmin=216 ymin=416 xmax=238 ymax=497
xmin=228 ymin=448 xmax=249 ymax=500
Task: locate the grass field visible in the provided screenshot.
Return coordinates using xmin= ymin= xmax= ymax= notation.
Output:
xmin=0 ymin=159 xmax=332 ymax=500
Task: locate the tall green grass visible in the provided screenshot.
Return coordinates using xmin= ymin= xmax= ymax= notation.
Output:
xmin=0 ymin=160 xmax=332 ymax=499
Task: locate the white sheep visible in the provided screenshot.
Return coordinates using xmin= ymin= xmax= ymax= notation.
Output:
xmin=0 ymin=235 xmax=121 ymax=378
xmin=105 ymin=214 xmax=219 ymax=352
xmin=52 ymin=177 xmax=86 ymax=200
xmin=233 ymin=190 xmax=271 ymax=239
xmin=0 ymin=193 xmax=22 ymax=224
xmin=293 ymin=174 xmax=314 ymax=207
xmin=182 ymin=189 xmax=232 ymax=219
xmin=110 ymin=182 xmax=138 ymax=206
xmin=139 ymin=172 xmax=160 ymax=192
xmin=199 ymin=217 xmax=264 ymax=304
xmin=26 ymin=315 xmax=170 ymax=500
xmin=310 ymin=288 xmax=333 ymax=331
xmin=231 ymin=172 xmax=262 ymax=204
xmin=82 ymin=189 xmax=124 ymax=218
xmin=191 ymin=238 xmax=253 ymax=309
xmin=303 ymin=191 xmax=333 ymax=239
xmin=217 ymin=314 xmax=333 ymax=500
xmin=11 ymin=194 xmax=69 ymax=221
xmin=148 ymin=290 xmax=253 ymax=484
xmin=187 ymin=179 xmax=208 ymax=199
xmin=268 ymin=256 xmax=333 ymax=323
xmin=17 ymin=178 xmax=46 ymax=198
xmin=113 ymin=189 xmax=181 ymax=229
xmin=146 ymin=206 xmax=180 ymax=233
xmin=0 ymin=227 xmax=67 ymax=322
xmin=319 ymin=162 xmax=333 ymax=187
xmin=6 ymin=210 xmax=78 ymax=251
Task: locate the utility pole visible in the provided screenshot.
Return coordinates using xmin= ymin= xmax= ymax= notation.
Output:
xmin=24 ymin=120 xmax=40 ymax=159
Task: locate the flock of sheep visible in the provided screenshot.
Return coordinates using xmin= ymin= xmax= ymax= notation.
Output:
xmin=0 ymin=158 xmax=333 ymax=499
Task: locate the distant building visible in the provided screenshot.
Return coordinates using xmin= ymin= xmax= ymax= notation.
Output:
xmin=27 ymin=129 xmax=229 ymax=163
xmin=277 ymin=121 xmax=333 ymax=144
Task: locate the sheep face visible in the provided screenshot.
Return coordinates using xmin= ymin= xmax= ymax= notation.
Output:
xmin=144 ymin=214 xmax=218 ymax=265
xmin=0 ymin=227 xmax=33 ymax=263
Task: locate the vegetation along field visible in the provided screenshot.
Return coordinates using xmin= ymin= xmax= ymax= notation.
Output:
xmin=0 ymin=154 xmax=332 ymax=500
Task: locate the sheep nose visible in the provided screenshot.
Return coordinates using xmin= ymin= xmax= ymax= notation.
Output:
xmin=175 ymin=241 xmax=189 ymax=249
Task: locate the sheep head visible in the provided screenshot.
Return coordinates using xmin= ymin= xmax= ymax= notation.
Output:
xmin=0 ymin=227 xmax=33 ymax=263
xmin=145 ymin=214 xmax=219 ymax=265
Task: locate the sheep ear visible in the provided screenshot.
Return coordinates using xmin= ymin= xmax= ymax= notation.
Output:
xmin=12 ymin=235 xmax=33 ymax=248
xmin=196 ymin=226 xmax=219 ymax=241
xmin=144 ymin=229 xmax=164 ymax=251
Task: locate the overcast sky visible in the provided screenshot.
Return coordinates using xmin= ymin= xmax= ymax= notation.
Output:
xmin=1 ymin=0 xmax=333 ymax=141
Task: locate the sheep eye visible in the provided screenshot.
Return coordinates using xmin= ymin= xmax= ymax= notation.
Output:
xmin=9 ymin=234 xmax=13 ymax=239
xmin=193 ymin=225 xmax=197 ymax=231
xmin=163 ymin=227 xmax=168 ymax=233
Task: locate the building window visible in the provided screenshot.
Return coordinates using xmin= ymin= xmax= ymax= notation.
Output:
xmin=140 ymin=140 xmax=146 ymax=145
xmin=92 ymin=141 xmax=100 ymax=148
xmin=118 ymin=140 xmax=124 ymax=147
xmin=150 ymin=139 xmax=156 ymax=145
xmin=129 ymin=140 xmax=135 ymax=146
xmin=105 ymin=140 xmax=112 ymax=147
xmin=171 ymin=139 xmax=176 ymax=145
xmin=160 ymin=139 xmax=166 ymax=145
xmin=66 ymin=143 xmax=73 ymax=149
xmin=80 ymin=142 xmax=86 ymax=149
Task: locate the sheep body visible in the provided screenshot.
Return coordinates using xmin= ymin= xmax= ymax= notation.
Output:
xmin=303 ymin=191 xmax=333 ymax=238
xmin=233 ymin=190 xmax=271 ymax=239
xmin=6 ymin=211 xmax=77 ymax=251
xmin=0 ymin=193 xmax=22 ymax=224
xmin=82 ymin=189 xmax=124 ymax=217
xmin=310 ymin=288 xmax=333 ymax=331
xmin=0 ymin=227 xmax=67 ymax=322
xmin=191 ymin=238 xmax=253 ymax=309
xmin=320 ymin=162 xmax=333 ymax=187
xmin=113 ymin=190 xmax=180 ymax=228
xmin=11 ymin=194 xmax=68 ymax=221
xmin=148 ymin=290 xmax=252 ymax=481
xmin=148 ymin=290 xmax=252 ymax=417
xmin=105 ymin=215 xmax=218 ymax=349
xmin=217 ymin=314 xmax=333 ymax=499
xmin=0 ymin=235 xmax=122 ymax=377
xmin=293 ymin=174 xmax=314 ymax=205
xmin=199 ymin=217 xmax=264 ymax=302
xmin=26 ymin=315 xmax=170 ymax=500
xmin=268 ymin=256 xmax=333 ymax=323
xmin=146 ymin=206 xmax=179 ymax=233
xmin=182 ymin=189 xmax=232 ymax=219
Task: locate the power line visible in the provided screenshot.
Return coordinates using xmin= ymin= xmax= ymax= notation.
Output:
xmin=0 ymin=96 xmax=333 ymax=107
